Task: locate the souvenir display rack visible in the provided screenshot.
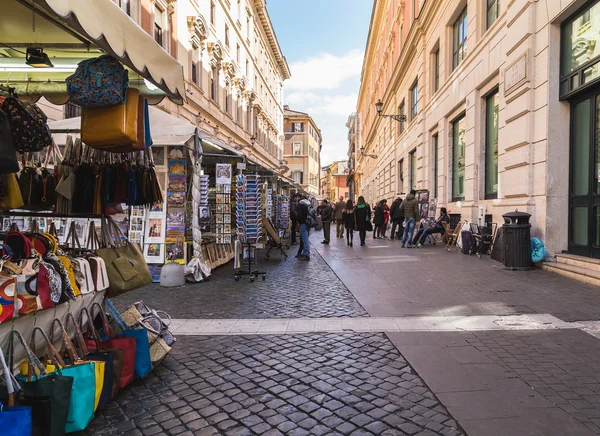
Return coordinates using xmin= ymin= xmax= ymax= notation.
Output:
xmin=234 ymin=174 xmax=265 ymax=282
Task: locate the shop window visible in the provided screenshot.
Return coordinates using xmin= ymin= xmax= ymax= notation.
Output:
xmin=433 ymin=46 xmax=440 ymax=93
xmin=487 ymin=0 xmax=500 ymax=29
xmin=452 ymin=114 xmax=466 ymax=201
xmin=432 ymin=133 xmax=439 ymax=199
xmin=398 ymin=158 xmax=404 ymax=193
xmin=452 ymin=7 xmax=468 ymax=71
xmin=293 ymin=142 xmax=302 ymax=155
xmin=410 ymin=80 xmax=418 ymax=120
xmin=409 ymin=149 xmax=417 ymax=190
xmin=561 ymin=1 xmax=600 ymax=96
xmin=485 ymin=89 xmax=499 ymax=199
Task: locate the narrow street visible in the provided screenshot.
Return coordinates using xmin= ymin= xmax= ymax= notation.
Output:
xmin=83 ymin=233 xmax=600 ymax=436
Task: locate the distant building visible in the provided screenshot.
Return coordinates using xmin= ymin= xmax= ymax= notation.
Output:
xmin=283 ymin=105 xmax=322 ymax=196
xmin=346 ymin=113 xmax=359 ymax=202
xmin=321 ymin=161 xmax=349 ymax=202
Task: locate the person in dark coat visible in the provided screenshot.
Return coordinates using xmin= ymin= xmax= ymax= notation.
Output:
xmin=399 ymin=190 xmax=420 ymax=248
xmin=342 ymin=199 xmax=356 ymax=247
xmin=354 ymin=196 xmax=372 ymax=246
xmin=382 ymin=200 xmax=390 ymax=238
xmin=320 ymin=199 xmax=333 ymax=244
xmin=389 ymin=197 xmax=404 ymax=241
xmin=334 ymin=196 xmax=346 ymax=238
xmin=290 ymin=193 xmax=300 ymax=244
xmin=373 ymin=200 xmax=385 ymax=239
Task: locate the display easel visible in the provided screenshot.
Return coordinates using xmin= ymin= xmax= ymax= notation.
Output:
xmin=234 ymin=242 xmax=265 ymax=282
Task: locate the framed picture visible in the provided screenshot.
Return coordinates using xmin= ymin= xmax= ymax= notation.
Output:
xmin=167 ymin=191 xmax=185 ymax=207
xmin=167 ymin=146 xmax=185 ymax=159
xmin=166 ymin=242 xmax=185 ymax=264
xmin=216 ymin=214 xmax=224 ymax=224
xmin=146 ymin=217 xmax=165 ymax=243
xmin=152 ymin=147 xmax=166 ymax=166
xmin=216 ymin=164 xmax=232 ymax=185
xmin=144 ymin=243 xmax=164 ymax=263
xmin=168 ymin=159 xmax=186 ymax=175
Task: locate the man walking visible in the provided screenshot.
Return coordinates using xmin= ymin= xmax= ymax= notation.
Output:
xmin=296 ymin=195 xmax=313 ymax=261
xmin=399 ymin=190 xmax=420 ymax=248
xmin=290 ymin=193 xmax=299 ymax=245
xmin=320 ymin=199 xmax=333 ymax=244
xmin=334 ymin=196 xmax=346 ymax=238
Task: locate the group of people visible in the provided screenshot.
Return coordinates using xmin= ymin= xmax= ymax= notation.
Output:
xmin=289 ymin=190 xmax=451 ymax=261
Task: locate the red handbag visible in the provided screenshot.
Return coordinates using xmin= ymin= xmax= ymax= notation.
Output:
xmin=89 ymin=302 xmax=135 ymax=388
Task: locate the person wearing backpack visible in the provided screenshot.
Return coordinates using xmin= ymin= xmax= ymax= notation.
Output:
xmin=295 ymin=196 xmax=313 ymax=261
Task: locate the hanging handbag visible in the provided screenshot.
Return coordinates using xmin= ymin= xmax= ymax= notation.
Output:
xmin=10 ymin=329 xmax=73 ymax=436
xmin=32 ymin=260 xmax=57 ymax=309
xmin=106 ymin=298 xmax=153 ymax=379
xmin=0 ymin=277 xmax=17 ymax=323
xmin=81 ymin=88 xmax=139 ymax=149
xmin=43 ymin=252 xmax=76 ymax=302
xmin=0 ymin=108 xmax=19 ymax=173
xmin=144 ymin=98 xmax=153 ymax=147
xmin=18 ymin=165 xmax=43 ymax=210
xmin=0 ymin=335 xmax=32 ymax=436
xmin=0 ymin=173 xmax=24 ymax=210
xmin=66 ymin=54 xmax=129 ymax=108
xmin=90 ymin=302 xmax=135 ymax=388
xmin=72 ymin=258 xmax=95 ymax=294
xmin=48 ymin=319 xmax=97 ymax=432
xmin=80 ymin=308 xmax=122 ymax=402
xmin=97 ymin=217 xmax=152 ymax=297
xmin=0 ymin=96 xmax=52 ymax=152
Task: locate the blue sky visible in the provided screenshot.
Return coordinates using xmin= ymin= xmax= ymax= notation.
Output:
xmin=268 ymin=0 xmax=373 ymax=166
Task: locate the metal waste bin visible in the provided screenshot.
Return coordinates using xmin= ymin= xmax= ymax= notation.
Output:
xmin=502 ymin=210 xmax=532 ymax=270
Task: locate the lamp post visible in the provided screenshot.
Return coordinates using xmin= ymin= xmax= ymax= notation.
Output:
xmin=360 ymin=147 xmax=377 ymax=159
xmin=375 ymin=99 xmax=406 ymax=123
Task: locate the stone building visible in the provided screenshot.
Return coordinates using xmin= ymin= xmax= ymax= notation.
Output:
xmin=355 ymin=0 xmax=600 ymax=259
xmin=321 ymin=161 xmax=350 ymax=202
xmin=283 ymin=105 xmax=322 ymax=196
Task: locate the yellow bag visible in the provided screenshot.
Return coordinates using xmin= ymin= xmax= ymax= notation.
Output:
xmin=0 ymin=173 xmax=24 ymax=210
xmin=82 ymin=88 xmax=139 ymax=149
xmin=58 ymin=255 xmax=81 ymax=296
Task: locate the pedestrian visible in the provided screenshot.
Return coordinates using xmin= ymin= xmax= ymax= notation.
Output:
xmin=373 ymin=200 xmax=385 ymax=239
xmin=389 ymin=196 xmax=404 ymax=241
xmin=382 ymin=199 xmax=390 ymax=239
xmin=320 ymin=199 xmax=333 ymax=244
xmin=290 ymin=193 xmax=299 ymax=245
xmin=296 ymin=195 xmax=313 ymax=260
xmin=342 ymin=199 xmax=356 ymax=246
xmin=334 ymin=196 xmax=346 ymax=238
xmin=354 ymin=196 xmax=372 ymax=246
xmin=399 ymin=189 xmax=420 ymax=248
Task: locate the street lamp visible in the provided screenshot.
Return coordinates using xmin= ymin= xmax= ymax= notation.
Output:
xmin=360 ymin=146 xmax=377 ymax=159
xmin=249 ymin=134 xmax=257 ymax=147
xmin=376 ymin=99 xmax=406 ymax=123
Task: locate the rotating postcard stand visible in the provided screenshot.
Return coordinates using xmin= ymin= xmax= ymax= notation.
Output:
xmin=234 ymin=174 xmax=265 ymax=282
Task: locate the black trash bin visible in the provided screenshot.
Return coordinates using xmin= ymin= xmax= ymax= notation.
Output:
xmin=502 ymin=210 xmax=533 ymax=270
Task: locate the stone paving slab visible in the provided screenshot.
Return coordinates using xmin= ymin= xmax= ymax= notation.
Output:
xmin=82 ymin=333 xmax=464 ymax=436
xmin=311 ymin=233 xmax=600 ymax=322
xmin=169 ymin=314 xmax=575 ymax=335
xmin=387 ymin=329 xmax=600 ymax=436
xmin=113 ymin=247 xmax=367 ymax=319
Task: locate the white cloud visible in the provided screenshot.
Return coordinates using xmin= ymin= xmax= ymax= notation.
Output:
xmin=285 ymin=50 xmax=364 ymax=91
xmin=284 ymin=50 xmax=363 ymax=166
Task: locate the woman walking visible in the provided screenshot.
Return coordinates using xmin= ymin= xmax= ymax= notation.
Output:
xmin=382 ymin=199 xmax=390 ymax=239
xmin=354 ymin=196 xmax=372 ymax=246
xmin=373 ymin=200 xmax=385 ymax=239
xmin=342 ymin=199 xmax=356 ymax=247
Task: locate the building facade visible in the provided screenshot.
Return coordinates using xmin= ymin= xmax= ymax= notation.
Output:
xmin=321 ymin=161 xmax=350 ymax=202
xmin=85 ymin=0 xmax=290 ymax=171
xmin=283 ymin=105 xmax=322 ymax=196
xmin=346 ymin=112 xmax=359 ymax=202
xmin=355 ymin=0 xmax=600 ymax=258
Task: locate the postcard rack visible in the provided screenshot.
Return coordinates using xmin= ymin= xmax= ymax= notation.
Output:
xmin=234 ymin=174 xmax=265 ymax=282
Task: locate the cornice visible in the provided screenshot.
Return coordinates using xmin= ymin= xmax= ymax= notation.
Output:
xmin=253 ymin=0 xmax=291 ymax=80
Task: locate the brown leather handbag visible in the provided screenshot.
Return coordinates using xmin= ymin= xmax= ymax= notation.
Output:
xmin=82 ymin=88 xmax=139 ymax=149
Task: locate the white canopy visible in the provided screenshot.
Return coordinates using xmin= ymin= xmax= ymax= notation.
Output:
xmin=0 ymin=0 xmax=185 ymax=104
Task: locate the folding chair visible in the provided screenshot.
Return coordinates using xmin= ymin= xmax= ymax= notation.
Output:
xmin=445 ymin=221 xmax=463 ymax=251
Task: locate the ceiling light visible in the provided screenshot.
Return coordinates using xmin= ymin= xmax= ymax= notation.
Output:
xmin=25 ymin=47 xmax=53 ymax=68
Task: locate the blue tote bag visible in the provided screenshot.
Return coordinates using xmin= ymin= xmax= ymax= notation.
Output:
xmin=0 ymin=339 xmax=32 ymax=436
xmin=106 ymin=299 xmax=153 ymax=379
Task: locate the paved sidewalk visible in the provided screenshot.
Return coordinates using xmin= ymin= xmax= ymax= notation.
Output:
xmin=312 ymin=234 xmax=600 ymax=322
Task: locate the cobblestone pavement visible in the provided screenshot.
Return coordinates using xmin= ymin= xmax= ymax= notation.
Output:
xmin=83 ymin=333 xmax=464 ymax=436
xmin=312 ymin=234 xmax=600 ymax=322
xmin=113 ymin=247 xmax=367 ymax=319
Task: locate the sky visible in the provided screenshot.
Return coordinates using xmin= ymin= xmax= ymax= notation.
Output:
xmin=267 ymin=0 xmax=373 ymax=166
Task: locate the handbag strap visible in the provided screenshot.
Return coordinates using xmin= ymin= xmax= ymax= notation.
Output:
xmin=79 ymin=307 xmax=103 ymax=350
xmin=105 ymin=298 xmax=130 ymax=334
xmin=30 ymin=327 xmax=66 ymax=377
xmin=64 ymin=220 xmax=82 ymax=250
xmin=91 ymin=301 xmax=115 ymax=338
xmin=8 ymin=330 xmax=47 ymax=382
xmin=65 ymin=312 xmax=89 ymax=358
xmin=0 ymin=338 xmax=20 ymax=406
xmin=86 ymin=221 xmax=101 ymax=250
xmin=49 ymin=318 xmax=81 ymax=364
